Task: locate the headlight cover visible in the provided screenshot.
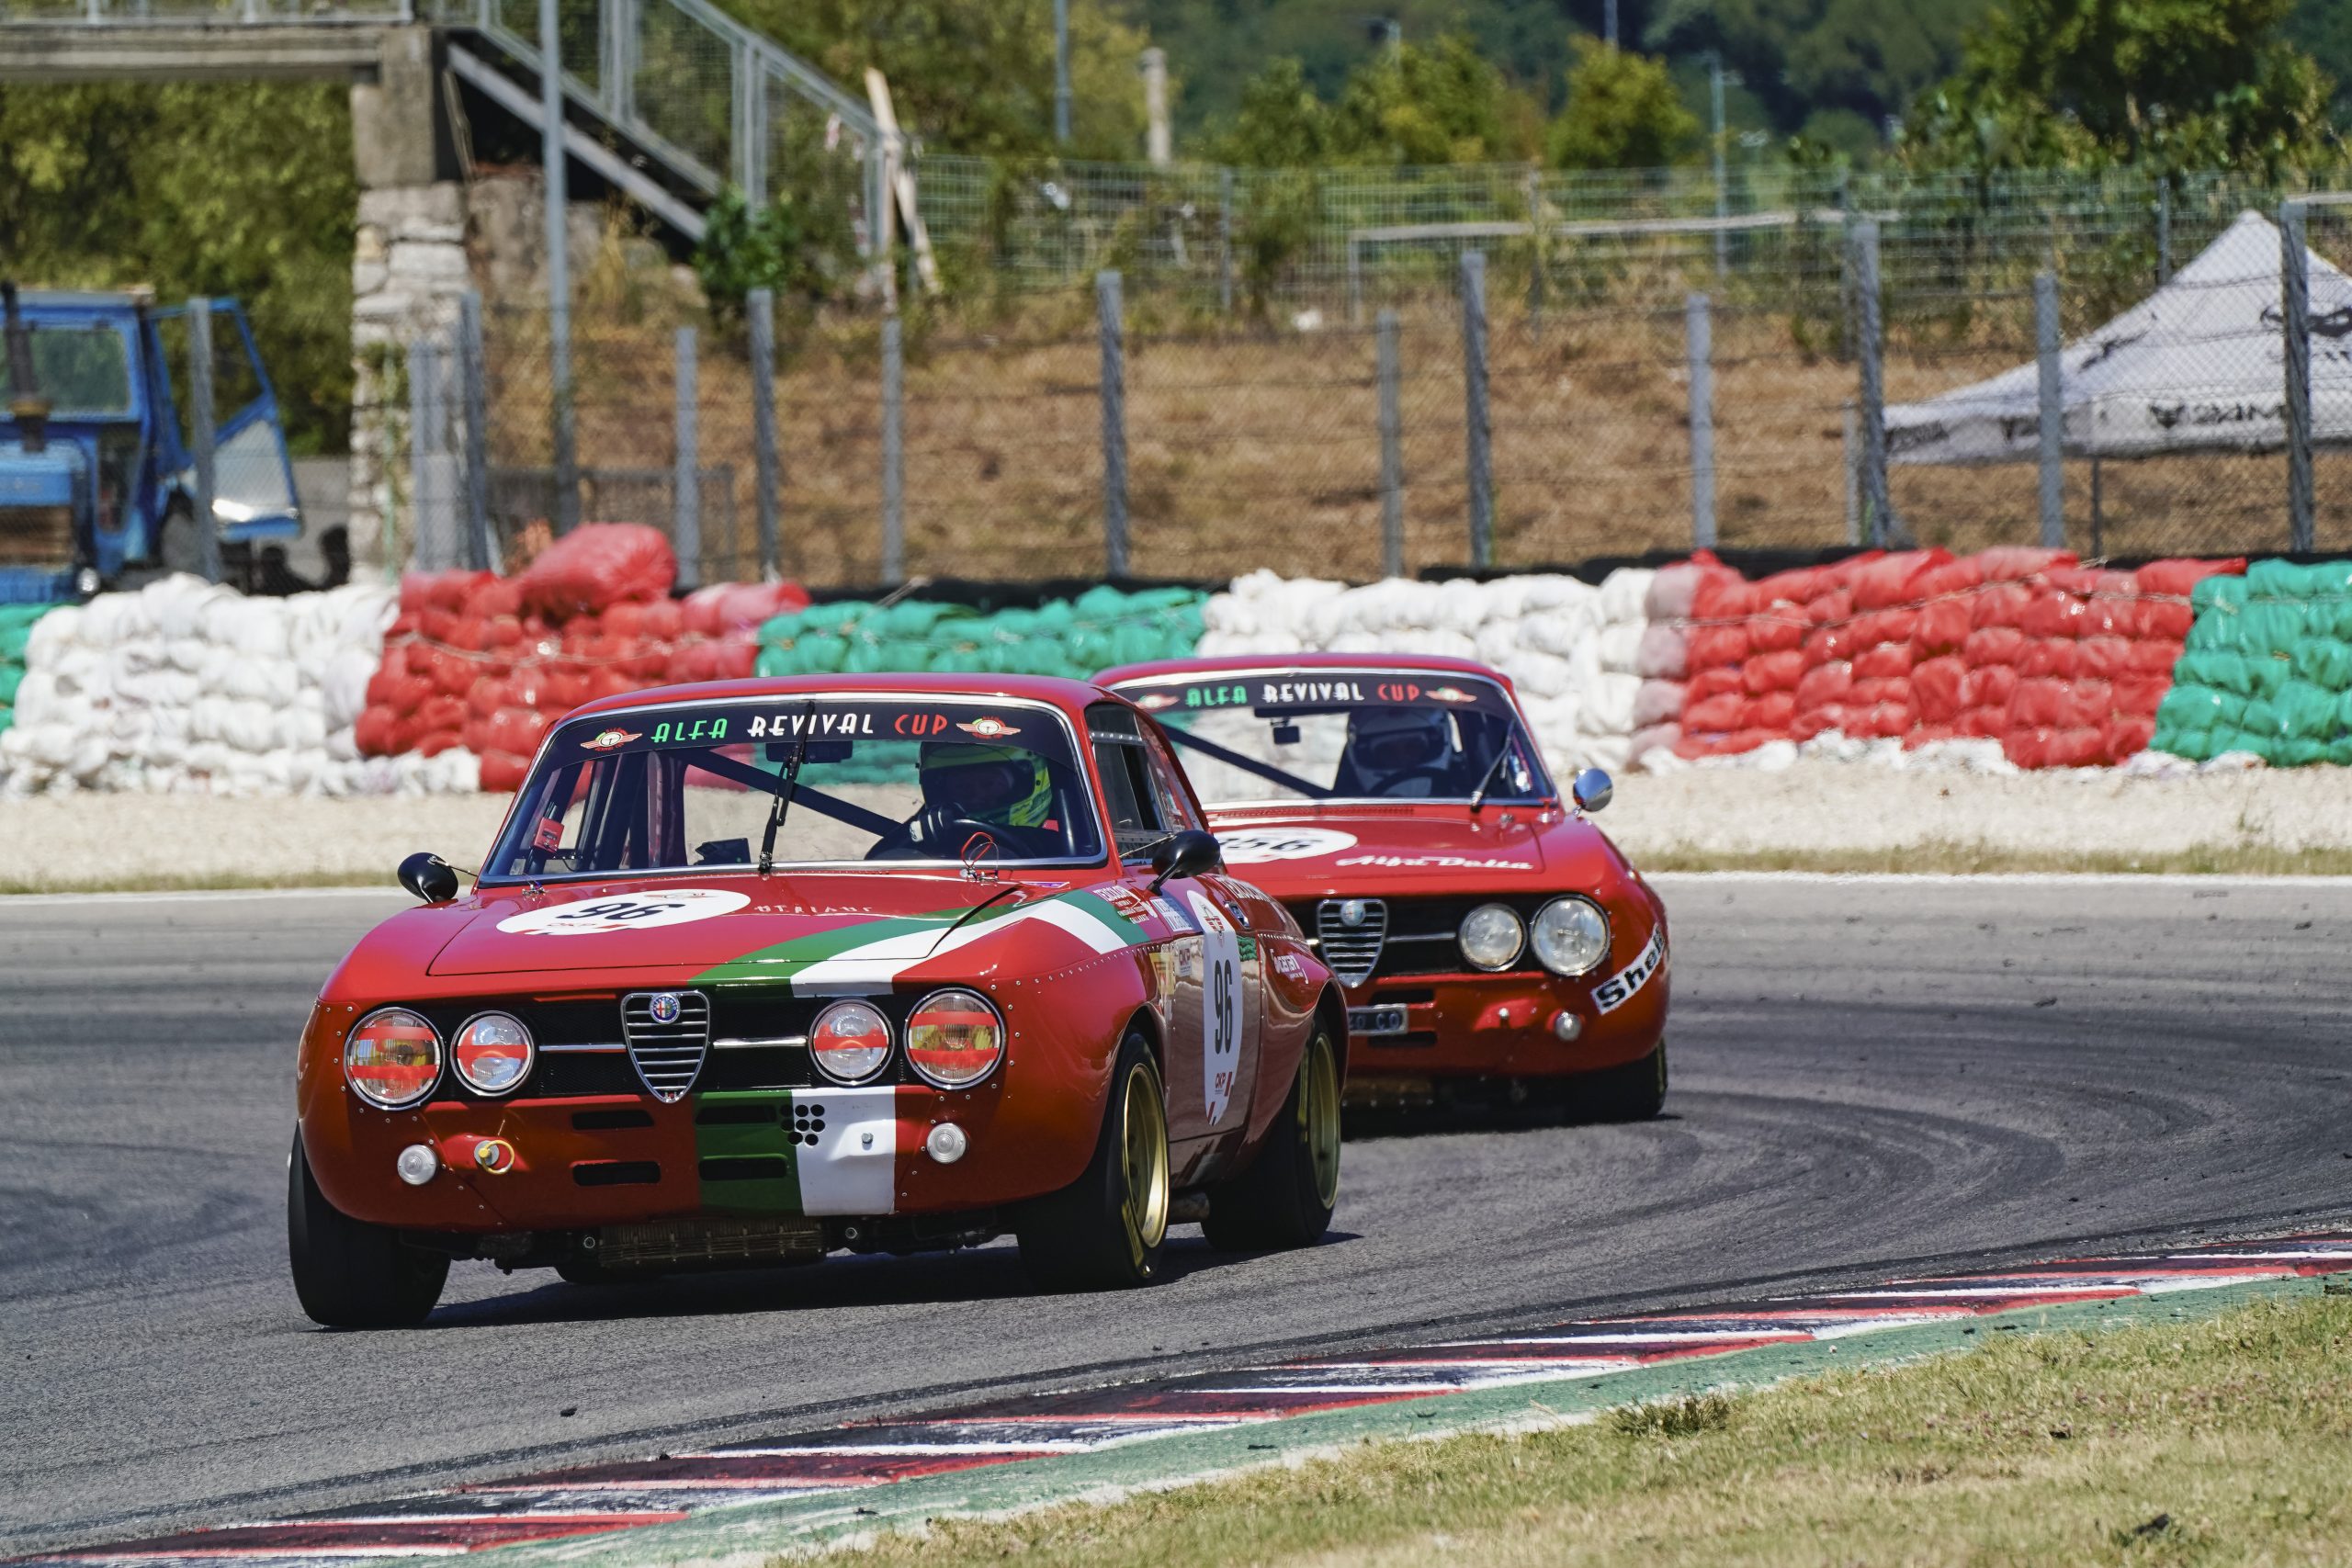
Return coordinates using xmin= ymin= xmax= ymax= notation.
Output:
xmin=810 ymin=999 xmax=893 ymax=1084
xmin=452 ymin=1011 xmax=535 ymax=1095
xmin=1457 ymin=903 xmax=1526 ymax=971
xmin=905 ymin=988 xmax=1005 ymax=1089
xmin=345 ymin=1007 xmax=443 ymax=1110
xmin=1531 ymin=897 xmax=1611 ymax=977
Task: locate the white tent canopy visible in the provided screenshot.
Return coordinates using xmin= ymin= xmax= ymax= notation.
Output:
xmin=1886 ymin=209 xmax=2352 ymax=465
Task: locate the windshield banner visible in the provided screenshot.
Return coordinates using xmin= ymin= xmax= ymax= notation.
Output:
xmin=1116 ymin=671 xmax=1514 ymax=718
xmin=559 ymin=702 xmax=1064 ymax=756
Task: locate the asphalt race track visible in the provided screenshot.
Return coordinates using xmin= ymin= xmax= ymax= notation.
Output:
xmin=6 ymin=874 xmax=2351 ymax=1554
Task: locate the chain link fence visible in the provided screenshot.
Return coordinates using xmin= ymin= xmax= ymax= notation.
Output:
xmin=383 ymin=177 xmax=2352 ymax=587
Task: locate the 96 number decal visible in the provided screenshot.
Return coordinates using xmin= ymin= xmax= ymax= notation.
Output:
xmin=1189 ymin=890 xmax=1241 ymax=1125
xmin=496 ymin=887 xmax=751 ymax=936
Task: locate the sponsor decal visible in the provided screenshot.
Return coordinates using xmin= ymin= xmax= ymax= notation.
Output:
xmin=1334 ymin=852 xmax=1536 ymax=870
xmin=580 ymin=728 xmax=642 ymax=751
xmin=1272 ymin=952 xmax=1308 ymax=981
xmin=1591 ymin=927 xmax=1667 ymax=1015
xmin=1134 ymin=693 xmax=1179 ymax=711
xmin=1259 ymin=679 xmax=1367 ymax=706
xmin=1151 ymin=895 xmax=1193 ymax=932
xmin=496 ymin=887 xmax=752 ymax=936
xmin=893 ymin=712 xmax=952 ymax=737
xmin=1189 ymin=891 xmax=1242 ymax=1126
xmin=1100 ymin=885 xmax=1153 ymax=923
xmin=1216 ymin=827 xmax=1359 ymax=863
xmin=1425 ymin=684 xmax=1477 ymax=704
xmin=1148 ymin=947 xmax=1177 ymax=1007
xmin=748 ymin=709 xmax=880 ymax=739
xmin=957 ymin=716 xmax=1023 ymax=739
xmin=650 ymin=717 xmax=729 ymax=744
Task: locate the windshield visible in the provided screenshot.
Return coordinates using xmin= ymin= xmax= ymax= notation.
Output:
xmin=0 ymin=321 xmax=134 ymax=417
xmin=484 ymin=695 xmax=1105 ymax=882
xmin=1110 ymin=669 xmax=1553 ymax=807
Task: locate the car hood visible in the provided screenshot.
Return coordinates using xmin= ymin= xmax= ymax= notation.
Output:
xmin=1204 ymin=805 xmax=1589 ymax=897
xmin=413 ymin=872 xmax=1146 ymax=989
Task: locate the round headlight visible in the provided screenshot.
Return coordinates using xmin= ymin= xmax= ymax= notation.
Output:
xmin=906 ymin=988 xmax=1005 ymax=1089
xmin=452 ymin=1011 xmax=535 ymax=1096
xmin=345 ymin=1007 xmax=443 ymax=1110
xmin=1532 ymin=897 xmax=1611 ymax=977
xmin=810 ymin=1000 xmax=893 ymax=1084
xmin=1458 ymin=903 xmax=1526 ymax=972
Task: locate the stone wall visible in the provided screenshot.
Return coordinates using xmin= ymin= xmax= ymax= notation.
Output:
xmin=347 ymin=182 xmax=469 ymax=573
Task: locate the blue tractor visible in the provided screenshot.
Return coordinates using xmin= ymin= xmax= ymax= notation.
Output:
xmin=0 ymin=282 xmax=305 ymax=604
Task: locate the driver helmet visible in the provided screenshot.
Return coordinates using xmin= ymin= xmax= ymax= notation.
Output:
xmin=918 ymin=740 xmax=1053 ymax=829
xmin=1342 ymin=705 xmax=1453 ymax=794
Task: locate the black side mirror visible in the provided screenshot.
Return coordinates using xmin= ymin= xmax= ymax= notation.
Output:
xmin=1147 ymin=829 xmax=1223 ymax=893
xmin=398 ymin=852 xmax=460 ymax=905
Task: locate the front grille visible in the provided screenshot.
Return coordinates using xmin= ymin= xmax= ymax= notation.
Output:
xmin=0 ymin=504 xmax=75 ymax=569
xmin=594 ymin=1215 xmax=825 ymax=1269
xmin=1295 ymin=897 xmax=1562 ymax=982
xmin=1316 ymin=897 xmax=1389 ymax=986
xmin=622 ymin=990 xmax=711 ymax=1102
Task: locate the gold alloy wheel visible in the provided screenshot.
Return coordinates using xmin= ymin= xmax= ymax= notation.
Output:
xmin=1302 ymin=1030 xmax=1341 ymax=1210
xmin=1120 ymin=1058 xmax=1171 ymax=1262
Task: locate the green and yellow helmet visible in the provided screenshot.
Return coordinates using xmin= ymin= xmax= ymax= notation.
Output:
xmin=917 ymin=740 xmax=1053 ymax=829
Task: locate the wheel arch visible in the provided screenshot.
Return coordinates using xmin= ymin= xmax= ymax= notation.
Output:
xmin=1312 ymin=985 xmax=1349 ymax=1079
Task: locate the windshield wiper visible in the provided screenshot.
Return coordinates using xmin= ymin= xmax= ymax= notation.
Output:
xmin=1466 ymin=745 xmax=1515 ymax=814
xmin=757 ymin=700 xmax=816 ymax=876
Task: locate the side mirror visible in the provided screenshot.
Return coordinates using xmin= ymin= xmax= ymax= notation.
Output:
xmin=1571 ymin=768 xmax=1613 ymax=814
xmin=398 ymin=852 xmax=460 ymax=905
xmin=1147 ymin=828 xmax=1223 ymax=892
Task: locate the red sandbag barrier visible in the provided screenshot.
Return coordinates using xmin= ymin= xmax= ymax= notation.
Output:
xmin=1675 ymin=547 xmax=2245 ymax=769
xmin=357 ymin=529 xmax=808 ymax=791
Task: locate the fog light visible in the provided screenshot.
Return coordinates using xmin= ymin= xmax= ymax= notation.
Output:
xmin=396 ymin=1143 xmax=439 ymax=1186
xmin=924 ymin=1122 xmax=968 ymax=1164
xmin=1552 ymin=1010 xmax=1584 ymax=1043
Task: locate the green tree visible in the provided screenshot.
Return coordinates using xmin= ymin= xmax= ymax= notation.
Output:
xmin=0 ymin=82 xmax=355 ymax=450
xmin=1648 ymin=0 xmax=1987 ymax=142
xmin=1900 ymin=0 xmax=2340 ymax=175
xmin=721 ymin=0 xmax=1151 ymax=160
xmin=1207 ymin=57 xmax=1336 ymax=165
xmin=1331 ymin=33 xmax=1540 ymax=164
xmin=1549 ymin=36 xmax=1700 ymax=168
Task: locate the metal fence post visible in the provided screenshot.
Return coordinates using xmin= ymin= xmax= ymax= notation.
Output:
xmin=1218 ymin=166 xmax=1236 ymax=316
xmin=673 ymin=326 xmax=701 ymax=590
xmin=187 ymin=299 xmax=220 ymax=584
xmin=748 ymin=288 xmax=780 ymax=580
xmin=1685 ymin=291 xmax=1716 ymax=551
xmin=458 ymin=291 xmax=493 ymax=572
xmin=540 ymin=0 xmax=578 ymax=533
xmin=1376 ymin=309 xmax=1404 ymax=579
xmin=880 ymin=313 xmax=904 ymax=585
xmin=1841 ymin=400 xmax=1860 ymax=545
xmin=1460 ymin=251 xmax=1493 ymax=570
xmin=2034 ymin=270 xmax=2064 ymax=550
xmin=1853 ymin=220 xmax=1894 ymax=546
xmin=1097 ymin=270 xmax=1130 ymax=579
xmin=2156 ymin=178 xmax=2173 ymax=285
xmin=2283 ymin=199 xmax=2315 ymax=553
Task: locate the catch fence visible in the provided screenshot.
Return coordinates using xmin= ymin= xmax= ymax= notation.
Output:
xmin=383 ymin=184 xmax=2352 ymax=588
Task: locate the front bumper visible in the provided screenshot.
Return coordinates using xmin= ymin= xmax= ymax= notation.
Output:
xmin=1340 ymin=946 xmax=1668 ymax=1082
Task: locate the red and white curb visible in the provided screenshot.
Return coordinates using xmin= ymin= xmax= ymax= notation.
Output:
xmin=21 ymin=1234 xmax=2352 ymax=1565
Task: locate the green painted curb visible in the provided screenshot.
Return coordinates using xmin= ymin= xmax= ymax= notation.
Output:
xmin=470 ymin=1271 xmax=2342 ymax=1567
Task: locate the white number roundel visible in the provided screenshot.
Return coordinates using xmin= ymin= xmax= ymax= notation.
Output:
xmin=1188 ymin=890 xmax=1241 ymax=1127
xmin=496 ymin=887 xmax=752 ymax=936
xmin=1214 ymin=827 xmax=1358 ymax=864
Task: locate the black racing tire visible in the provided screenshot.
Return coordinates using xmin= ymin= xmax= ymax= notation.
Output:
xmin=1017 ymin=1032 xmax=1170 ymax=1292
xmin=1203 ymin=1021 xmax=1341 ymax=1251
xmin=1583 ymin=1039 xmax=1668 ymax=1122
xmin=287 ymin=1132 xmax=447 ymax=1328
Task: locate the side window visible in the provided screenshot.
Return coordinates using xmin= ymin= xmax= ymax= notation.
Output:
xmin=1140 ymin=728 xmax=1204 ymax=831
xmin=1088 ymin=703 xmax=1166 ymax=854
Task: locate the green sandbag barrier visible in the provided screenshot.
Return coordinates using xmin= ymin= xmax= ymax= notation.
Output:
xmin=2154 ymin=561 xmax=2352 ymax=763
xmin=755 ymin=587 xmax=1207 ymax=686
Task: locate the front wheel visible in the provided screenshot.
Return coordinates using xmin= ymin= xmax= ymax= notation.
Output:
xmin=1017 ymin=1032 xmax=1170 ymax=1291
xmin=1203 ymin=1021 xmax=1340 ymax=1251
xmin=287 ymin=1133 xmax=447 ymax=1327
xmin=1582 ymin=1039 xmax=1668 ymax=1122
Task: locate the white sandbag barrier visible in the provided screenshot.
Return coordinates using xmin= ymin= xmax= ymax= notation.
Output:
xmin=1198 ymin=566 xmax=1689 ymax=777
xmin=0 ymin=576 xmax=480 ymax=798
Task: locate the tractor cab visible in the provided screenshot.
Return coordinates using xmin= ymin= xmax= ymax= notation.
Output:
xmin=0 ymin=284 xmax=302 ymax=604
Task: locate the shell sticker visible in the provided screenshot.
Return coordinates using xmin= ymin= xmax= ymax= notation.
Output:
xmin=496 ymin=887 xmax=752 ymax=936
xmin=1214 ymin=827 xmax=1359 ymax=864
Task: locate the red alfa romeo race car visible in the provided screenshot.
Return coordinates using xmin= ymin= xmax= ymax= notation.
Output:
xmin=290 ymin=675 xmax=1345 ymax=1326
xmin=1097 ymin=654 xmax=1668 ymax=1119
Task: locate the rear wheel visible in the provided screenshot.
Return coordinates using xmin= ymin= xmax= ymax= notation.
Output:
xmin=1017 ymin=1033 xmax=1170 ymax=1292
xmin=1203 ymin=1021 xmax=1341 ymax=1251
xmin=1583 ymin=1039 xmax=1668 ymax=1122
xmin=287 ymin=1133 xmax=447 ymax=1327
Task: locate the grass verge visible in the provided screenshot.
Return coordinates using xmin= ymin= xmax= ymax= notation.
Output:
xmin=808 ymin=1289 xmax=2352 ymax=1567
xmin=1634 ymin=840 xmax=2352 ymax=876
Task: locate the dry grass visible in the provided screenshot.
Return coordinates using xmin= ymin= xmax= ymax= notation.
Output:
xmin=480 ymin=285 xmax=2352 ymax=589
xmin=805 ymin=1289 xmax=2352 ymax=1567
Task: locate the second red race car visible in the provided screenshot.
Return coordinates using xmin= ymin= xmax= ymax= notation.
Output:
xmin=1097 ymin=654 xmax=1668 ymax=1119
